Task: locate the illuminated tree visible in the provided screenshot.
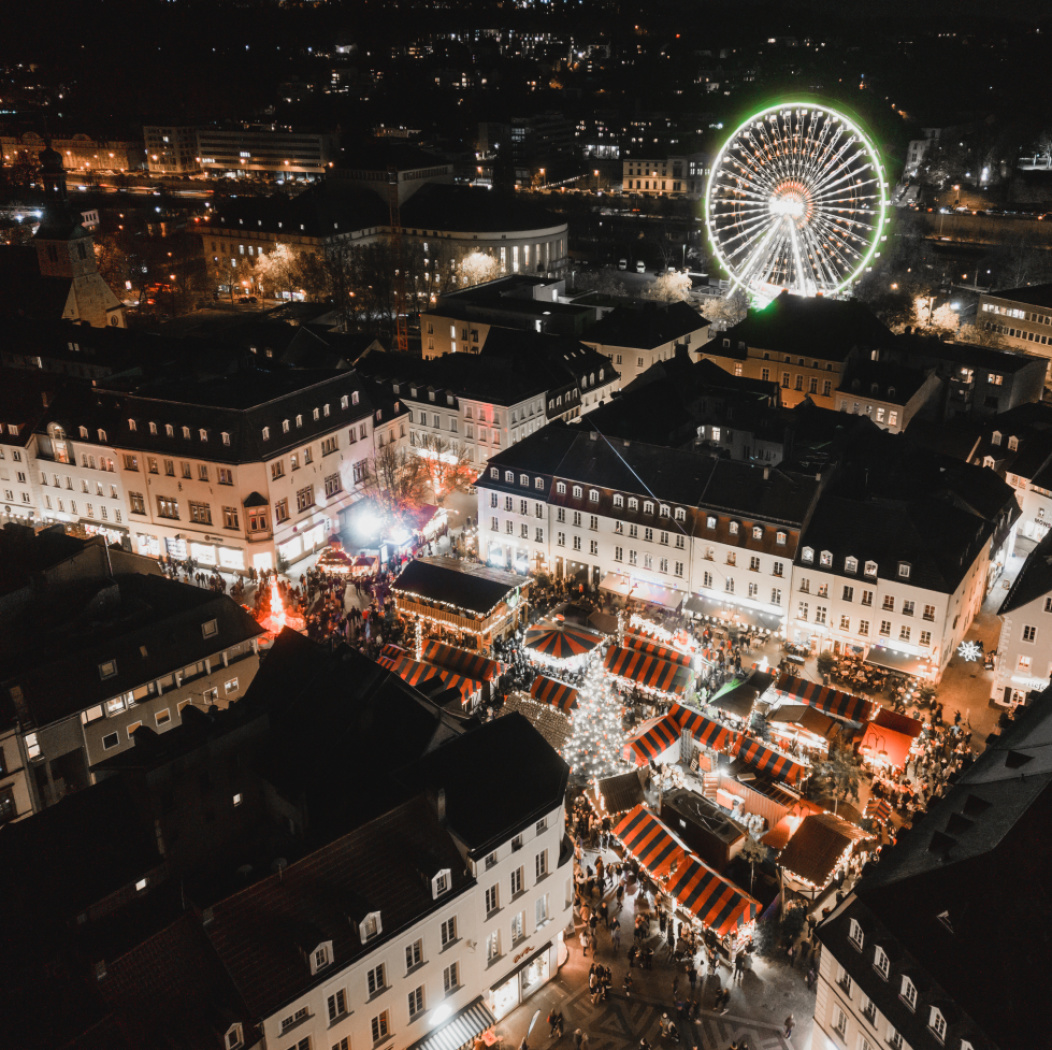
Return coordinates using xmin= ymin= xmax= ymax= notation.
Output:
xmin=459 ymin=250 xmax=500 ymax=288
xmin=647 ymin=271 xmax=692 ymax=303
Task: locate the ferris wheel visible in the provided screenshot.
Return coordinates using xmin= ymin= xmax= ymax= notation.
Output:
xmin=705 ymin=103 xmax=889 ymax=301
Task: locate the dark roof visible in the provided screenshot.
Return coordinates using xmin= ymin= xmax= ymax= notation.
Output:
xmin=1000 ymin=526 xmax=1052 ymax=614
xmin=596 ymin=769 xmax=646 ymax=815
xmin=0 ymin=522 xmax=94 ymax=597
xmin=398 ymin=713 xmax=569 ymax=856
xmin=205 ymin=794 xmax=473 ymax=1019
xmin=0 ymin=245 xmax=73 ymax=323
xmin=893 ymin=331 xmax=1042 ymax=374
xmin=392 ymin=557 xmax=527 ymax=616
xmin=777 ymin=812 xmax=867 ymax=886
xmin=0 ymin=574 xmax=264 ymax=729
xmin=821 ymin=686 xmax=1052 ymax=1050
xmin=724 ymin=292 xmax=892 ymax=361
xmin=582 ymin=299 xmax=709 ymax=350
xmin=987 ymin=282 xmax=1052 ymax=309
xmin=401 ymin=183 xmax=565 ymax=234
xmin=838 ymin=359 xmax=933 ymax=404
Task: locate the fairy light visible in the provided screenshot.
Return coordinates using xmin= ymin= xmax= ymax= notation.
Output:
xmin=559 ymin=660 xmax=631 ymax=781
xmin=270 ymin=579 xmax=285 ymax=632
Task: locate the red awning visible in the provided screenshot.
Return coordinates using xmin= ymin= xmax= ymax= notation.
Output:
xmin=524 ymin=621 xmax=606 ymax=661
xmin=530 ymin=675 xmax=580 ymax=713
xmin=859 ymin=723 xmax=915 ymax=770
xmin=624 ymin=715 xmax=681 ymax=765
xmin=864 ymin=796 xmax=893 ymax=823
xmin=775 ymin=673 xmax=877 ymax=724
xmin=667 ymin=702 xmax=733 ymax=752
xmin=732 ymin=733 xmax=807 ymax=785
xmin=613 ymin=804 xmax=691 ymax=879
xmin=422 ymin=639 xmax=502 ymax=682
xmin=604 ymin=645 xmax=693 ymax=696
xmin=623 ymin=629 xmax=694 ymax=668
xmin=378 ymin=652 xmax=483 ymax=701
xmin=664 ymin=854 xmax=760 ymax=938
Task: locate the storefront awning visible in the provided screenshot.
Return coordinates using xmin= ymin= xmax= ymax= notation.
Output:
xmin=664 ymin=854 xmax=760 ymax=939
xmin=624 ymin=714 xmax=681 ymax=765
xmin=859 ymin=722 xmax=915 ymax=770
xmin=406 ymin=997 xmax=495 ymax=1050
xmin=623 ymin=629 xmax=693 ymax=668
xmin=604 ymin=645 xmax=693 ymax=696
xmin=599 ymin=573 xmax=684 ymax=611
xmin=530 ymin=674 xmax=579 ymax=713
xmin=863 ymin=646 xmax=934 ymax=679
xmin=614 ymin=804 xmax=691 ymax=879
xmin=423 ymin=639 xmax=502 ymax=682
xmin=732 ymin=733 xmax=806 ymax=785
xmin=774 ymin=673 xmax=877 ymax=724
xmin=667 ymin=702 xmax=733 ymax=752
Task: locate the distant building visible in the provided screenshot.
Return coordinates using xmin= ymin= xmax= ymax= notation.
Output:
xmin=978 ymin=283 xmax=1052 ymax=382
xmin=835 ymin=360 xmax=941 ymax=433
xmin=621 ymin=152 xmax=709 ymax=199
xmin=1 ymin=130 xmax=141 ymax=173
xmin=813 ymin=685 xmax=1052 ymax=1050
xmin=143 ymin=125 xmax=199 ymax=175
xmin=196 ymin=125 xmax=338 ymax=176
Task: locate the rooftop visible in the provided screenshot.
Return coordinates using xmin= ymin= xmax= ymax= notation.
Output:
xmin=392 ymin=556 xmax=528 ymax=616
xmin=582 ymin=299 xmax=709 ymax=350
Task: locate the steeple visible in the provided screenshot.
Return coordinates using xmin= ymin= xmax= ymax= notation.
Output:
xmin=39 ymin=141 xmax=68 ymax=207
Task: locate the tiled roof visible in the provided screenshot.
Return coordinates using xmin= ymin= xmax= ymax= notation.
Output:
xmin=205 ymin=794 xmax=473 ymax=1019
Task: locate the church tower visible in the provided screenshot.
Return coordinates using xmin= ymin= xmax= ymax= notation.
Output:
xmin=32 ymin=145 xmax=126 ymax=327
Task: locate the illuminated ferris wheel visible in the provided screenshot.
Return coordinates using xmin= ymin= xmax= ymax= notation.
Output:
xmin=705 ymin=103 xmax=889 ymax=301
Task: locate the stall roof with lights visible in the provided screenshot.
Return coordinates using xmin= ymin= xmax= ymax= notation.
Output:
xmin=777 ymin=811 xmax=870 ymax=890
xmin=393 ymin=557 xmax=526 ymax=617
xmin=774 ymin=673 xmax=877 ymax=724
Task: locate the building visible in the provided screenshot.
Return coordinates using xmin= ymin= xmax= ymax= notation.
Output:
xmin=978 ymin=284 xmax=1052 ymax=379
xmin=195 ymin=125 xmax=338 ymax=176
xmin=420 ymin=276 xmax=600 ymax=359
xmin=992 ymin=527 xmax=1052 ymax=706
xmin=477 ymin=422 xmax=820 ymax=608
xmin=358 ymin=329 xmax=618 ymax=471
xmin=581 ymin=299 xmax=713 ymax=388
xmin=35 ymin=366 xmax=403 ymax=573
xmin=835 ymin=360 xmax=941 ymax=433
xmin=143 ymin=125 xmax=199 ymax=174
xmin=696 ymin=292 xmax=892 ymax=410
xmin=621 ymin=152 xmax=708 ymax=198
xmin=0 ymin=558 xmax=262 ymax=814
xmin=332 ymin=142 xmax=454 ymax=205
xmin=1 ymin=130 xmax=141 ymax=174
xmin=812 ymin=685 xmax=1052 ymax=1050
xmin=0 ymin=147 xmax=126 ymax=329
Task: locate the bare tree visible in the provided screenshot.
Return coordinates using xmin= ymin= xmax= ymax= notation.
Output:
xmin=647 ymin=271 xmax=692 ymax=303
xmin=368 ymin=443 xmax=430 ymax=517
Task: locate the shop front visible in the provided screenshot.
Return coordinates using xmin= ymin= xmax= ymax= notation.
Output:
xmin=137 ymin=533 xmax=161 ymax=558
xmin=488 ymin=940 xmax=555 ymax=1020
xmin=79 ymin=521 xmax=130 ymax=550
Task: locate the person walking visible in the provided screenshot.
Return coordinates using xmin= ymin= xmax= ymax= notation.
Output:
xmin=734 ymin=953 xmax=746 ymax=982
xmin=784 ymin=1015 xmax=795 ymax=1040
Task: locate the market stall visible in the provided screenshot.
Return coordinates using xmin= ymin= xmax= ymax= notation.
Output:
xmin=667 ymin=702 xmax=734 ymax=753
xmin=524 ymin=620 xmax=606 ymax=670
xmin=858 ymin=722 xmax=916 ymax=772
xmin=613 ymin=804 xmax=692 ymax=879
xmin=422 ymin=638 xmax=502 ymax=682
xmin=499 ymin=694 xmax=573 ymax=751
xmin=776 ymin=812 xmax=871 ymax=899
xmin=623 ymin=714 xmax=682 ymax=766
xmin=589 ymin=769 xmax=647 ymax=819
xmin=599 ymin=573 xmax=685 ymax=612
xmin=706 ymin=668 xmax=773 ymax=724
xmin=378 ymin=647 xmax=484 ymax=707
xmin=774 ymin=673 xmax=877 ymax=724
xmin=315 ymin=538 xmax=354 ymax=575
xmin=604 ymin=645 xmax=694 ymax=698
xmin=530 ymin=674 xmax=580 ymax=714
xmin=766 ymin=704 xmax=845 ymax=757
xmin=663 ymin=854 xmax=760 ymax=942
xmin=731 ymin=733 xmax=807 ymax=786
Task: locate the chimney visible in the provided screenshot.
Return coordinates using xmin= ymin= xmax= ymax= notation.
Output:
xmin=763 ymin=466 xmax=770 ymax=481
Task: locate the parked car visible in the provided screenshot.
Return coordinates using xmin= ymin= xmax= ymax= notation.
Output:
xmin=636 ymin=260 xmax=646 ymax=274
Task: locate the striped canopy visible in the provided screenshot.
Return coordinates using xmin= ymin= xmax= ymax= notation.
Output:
xmin=530 ymin=675 xmax=580 ymax=713
xmin=667 ymin=702 xmax=733 ymax=752
xmin=378 ymin=652 xmax=483 ymax=701
xmin=625 ymin=715 xmax=681 ymax=765
xmin=732 ymin=733 xmax=806 ymax=785
xmin=422 ymin=639 xmax=502 ymax=682
xmin=775 ymin=673 xmax=877 ymax=724
xmin=623 ymin=629 xmax=694 ymax=668
xmin=864 ymin=796 xmax=893 ymax=824
xmin=613 ymin=804 xmax=691 ymax=879
xmin=524 ymin=621 xmax=606 ymax=661
xmin=664 ymin=855 xmax=760 ymax=938
xmin=604 ymin=645 xmax=693 ymax=696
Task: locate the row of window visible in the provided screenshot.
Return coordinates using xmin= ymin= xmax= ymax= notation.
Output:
xmin=612 ymin=549 xmax=686 ymax=575
xmin=801 ymin=548 xmax=911 ymax=580
xmin=797 ymin=605 xmax=934 ymax=645
xmin=799 ymin=583 xmax=936 ymax=620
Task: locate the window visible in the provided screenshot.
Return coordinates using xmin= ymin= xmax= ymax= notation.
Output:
xmin=510 ymin=867 xmax=523 ymax=896
xmin=572 ymin=485 xmax=583 ymax=499
xmin=874 ymin=945 xmax=890 ymax=979
xmin=900 ymin=975 xmax=917 ymax=1010
xmin=864 ymin=560 xmax=878 ymax=577
xmin=849 ymin=918 xmax=864 ymax=950
xmin=923 ymin=604 xmax=936 ymax=622
xmin=408 ymin=986 xmax=425 ymax=1020
xmin=282 ymin=1008 xmax=309 ymax=1033
xmin=883 ymin=595 xmax=895 ymax=611
xmin=297 ymin=486 xmax=315 ymax=512
xmin=929 ymin=1007 xmax=947 ymax=1042
xmin=589 ymin=489 xmax=599 ymax=503
xmin=367 ymin=963 xmax=387 ymax=996
xmin=536 ymin=850 xmax=548 ymax=878
xmin=102 ymin=732 xmax=120 ymax=751
xmin=189 ymin=500 xmax=212 ymax=525
xmin=486 ymin=929 xmax=501 ymax=963
xmin=861 ymin=589 xmax=873 ymax=607
xmin=371 ymin=1011 xmax=390 ymax=1043
xmin=729 ymin=520 xmax=739 ymax=535
xmin=832 ymin=1005 xmax=848 ymax=1039
xmin=880 ymin=620 xmax=891 ymax=636
xmin=328 ymin=989 xmax=348 ymax=1022
xmin=440 ymin=916 xmax=457 ymax=946
xmin=325 ymin=473 xmax=343 ymax=498
xmin=859 ymin=619 xmax=869 ymax=636
xmin=556 ymin=482 xmax=566 ymax=495
xmin=920 ymin=630 xmax=932 ymax=647
xmin=486 ymin=885 xmax=500 ymax=915
xmin=535 ymin=893 xmax=549 ymax=926
xmin=1024 ymin=624 xmax=1037 ymax=643
xmin=443 ymin=962 xmax=460 ymax=994
xmin=801 ymin=547 xmax=814 ymax=563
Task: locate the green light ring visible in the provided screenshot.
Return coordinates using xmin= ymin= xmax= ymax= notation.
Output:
xmin=704 ymin=101 xmax=889 ymax=299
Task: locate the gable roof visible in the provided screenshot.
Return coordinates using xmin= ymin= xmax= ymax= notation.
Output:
xmin=392 ymin=557 xmax=526 ymax=616
xmin=582 ymin=299 xmax=709 ymax=350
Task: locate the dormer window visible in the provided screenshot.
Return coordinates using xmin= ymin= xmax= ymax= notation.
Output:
xmin=262 ymin=426 xmax=270 ymax=441
xmin=295 ymin=415 xmax=303 ymax=428
xmin=802 ymin=547 xmax=814 ymax=563
xmin=590 ymin=489 xmax=600 ymax=503
xmin=729 ymin=521 xmax=740 ymax=535
xmin=225 ymin=1024 xmax=244 ymax=1050
xmin=520 ymin=474 xmax=529 ymax=486
xmin=99 ymin=659 xmax=117 ymax=680
xmin=199 ymin=429 xmax=208 ymax=442
xmin=313 ymin=408 xmax=320 ymax=421
xmin=628 ymin=498 xmax=639 ymax=512
xmin=928 ymin=1007 xmax=947 ymax=1043
xmin=845 ymin=556 xmax=858 ymax=573
xmin=660 ymin=504 xmax=670 ymax=517
xmin=820 ymin=550 xmax=832 ymax=567
xmin=991 ymin=430 xmax=1002 ymax=446
xmin=79 ymin=426 xmax=89 ymax=438
xmin=505 ymin=470 xmax=514 ymax=483
xmin=221 ymin=432 xmax=231 ymax=446
xmin=848 ymin=918 xmax=864 ymax=950
xmin=360 ymin=912 xmax=382 ymax=942
xmin=340 ymin=395 xmax=349 ymax=410
xmin=1008 ymin=435 xmax=1019 ymax=452
xmin=165 ymin=424 xmax=174 ymax=437
xmin=535 ymin=478 xmax=543 ymax=490
xmin=900 ymin=975 xmax=917 ymax=1010
xmin=776 ymin=530 xmax=786 ymax=545
xmin=490 ymin=467 xmax=499 ymax=479
xmin=98 ymin=428 xmax=107 ymax=442
xmin=432 ymin=869 xmax=452 ymax=897
xmin=873 ymin=944 xmax=890 ymax=979
xmin=128 ymin=418 xmax=137 ymax=431
xmin=352 ymin=391 xmax=360 ymax=406
xmin=613 ymin=494 xmax=624 ymax=508
xmin=148 ymin=422 xmax=157 ymax=435
xmin=310 ymin=941 xmax=333 ymax=974
xmin=864 ymin=560 xmax=878 ymax=577
xmin=752 ymin=526 xmax=763 ymax=540
xmin=706 ymin=515 xmax=716 ymax=529
xmin=675 ymin=508 xmax=686 ymax=521
xmin=572 ymin=485 xmax=583 ymax=499
xmin=643 ymin=501 xmax=654 ymax=515
xmin=898 ymin=561 xmax=911 ymax=579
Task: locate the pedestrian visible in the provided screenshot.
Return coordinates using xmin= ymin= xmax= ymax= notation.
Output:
xmin=734 ymin=953 xmax=746 ymax=982
xmin=623 ymin=972 xmax=634 ymax=997
xmin=687 ymin=966 xmax=697 ymax=993
xmin=786 ymin=943 xmax=795 ymax=969
xmin=573 ymin=1030 xmax=583 ymax=1050
xmin=784 ymin=1015 xmax=795 ymax=1039
xmin=612 ymin=923 xmax=622 ymax=952
xmin=615 ymin=883 xmax=625 ymax=911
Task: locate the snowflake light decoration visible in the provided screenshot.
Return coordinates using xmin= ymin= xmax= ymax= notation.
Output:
xmin=957 ymin=640 xmax=982 ymax=662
